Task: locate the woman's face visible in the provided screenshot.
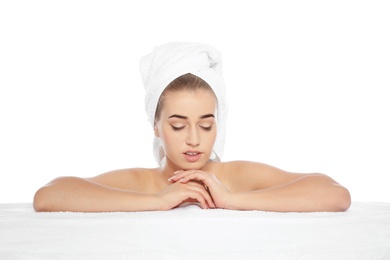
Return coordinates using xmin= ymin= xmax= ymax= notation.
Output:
xmin=155 ymin=89 xmax=217 ymax=170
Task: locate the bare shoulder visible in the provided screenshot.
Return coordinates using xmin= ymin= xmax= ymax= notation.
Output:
xmin=210 ymin=160 xmax=295 ymax=175
xmin=209 ymin=160 xmax=306 ymax=192
xmin=87 ymin=168 xmax=159 ymax=192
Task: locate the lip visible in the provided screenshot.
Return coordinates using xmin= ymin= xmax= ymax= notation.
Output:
xmin=183 ymin=150 xmax=202 ymax=163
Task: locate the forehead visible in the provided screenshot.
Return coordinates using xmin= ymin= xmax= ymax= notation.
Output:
xmin=162 ymin=90 xmax=217 ymax=115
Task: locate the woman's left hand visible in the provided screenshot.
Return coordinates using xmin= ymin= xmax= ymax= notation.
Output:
xmin=168 ymin=170 xmax=231 ymax=209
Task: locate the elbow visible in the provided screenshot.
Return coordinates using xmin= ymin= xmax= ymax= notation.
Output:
xmin=322 ymin=180 xmax=351 ymax=212
xmin=33 ymin=183 xmax=61 ymax=212
xmin=333 ymin=185 xmax=351 ymax=212
xmin=310 ymin=173 xmax=351 ymax=212
xmin=33 ymin=176 xmax=75 ymax=212
xmin=33 ymin=186 xmax=51 ymax=212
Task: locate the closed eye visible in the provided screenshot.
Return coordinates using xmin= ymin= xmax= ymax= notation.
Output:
xmin=200 ymin=125 xmax=213 ymax=131
xmin=171 ymin=125 xmax=185 ymax=131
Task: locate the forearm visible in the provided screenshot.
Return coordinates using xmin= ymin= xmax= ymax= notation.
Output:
xmin=226 ymin=174 xmax=351 ymax=212
xmin=33 ymin=177 xmax=160 ymax=212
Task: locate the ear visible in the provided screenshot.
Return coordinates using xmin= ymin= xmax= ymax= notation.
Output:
xmin=154 ymin=125 xmax=160 ymax=137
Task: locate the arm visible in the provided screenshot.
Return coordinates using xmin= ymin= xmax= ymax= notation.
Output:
xmin=33 ymin=176 xmax=160 ymax=212
xmin=229 ymin=161 xmax=351 ymax=212
xmin=170 ymin=161 xmax=351 ymax=212
xmin=34 ymin=175 xmax=214 ymax=212
xmin=226 ymin=173 xmax=351 ymax=212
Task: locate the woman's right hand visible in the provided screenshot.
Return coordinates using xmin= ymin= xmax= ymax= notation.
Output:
xmin=157 ymin=180 xmax=215 ymax=210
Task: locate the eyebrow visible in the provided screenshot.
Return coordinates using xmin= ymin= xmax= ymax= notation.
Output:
xmin=168 ymin=114 xmax=215 ymax=119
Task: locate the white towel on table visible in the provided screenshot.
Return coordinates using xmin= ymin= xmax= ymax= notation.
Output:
xmin=139 ymin=42 xmax=227 ymax=165
xmin=1 ymin=202 xmax=390 ymax=259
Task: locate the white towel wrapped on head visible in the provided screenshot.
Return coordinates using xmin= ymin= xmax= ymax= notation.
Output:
xmin=139 ymin=42 xmax=227 ymax=165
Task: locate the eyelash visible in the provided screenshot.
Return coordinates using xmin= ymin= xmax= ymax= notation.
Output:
xmin=201 ymin=126 xmax=213 ymax=131
xmin=171 ymin=126 xmax=213 ymax=131
xmin=171 ymin=126 xmax=185 ymax=131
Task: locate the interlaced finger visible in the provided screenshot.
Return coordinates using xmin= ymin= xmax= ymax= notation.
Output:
xmin=183 ymin=182 xmax=215 ymax=208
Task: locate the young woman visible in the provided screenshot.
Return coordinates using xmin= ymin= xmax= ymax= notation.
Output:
xmin=33 ymin=43 xmax=351 ymax=213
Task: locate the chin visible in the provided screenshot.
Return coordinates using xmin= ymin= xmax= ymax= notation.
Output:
xmin=169 ymin=155 xmax=210 ymax=170
xmin=180 ymin=161 xmax=207 ymax=170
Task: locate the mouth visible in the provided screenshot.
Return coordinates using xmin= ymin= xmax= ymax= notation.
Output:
xmin=183 ymin=151 xmax=202 ymax=162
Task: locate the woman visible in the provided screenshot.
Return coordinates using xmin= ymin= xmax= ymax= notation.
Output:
xmin=33 ymin=42 xmax=351 ymax=212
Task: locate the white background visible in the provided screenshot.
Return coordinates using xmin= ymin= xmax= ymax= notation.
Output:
xmin=0 ymin=1 xmax=389 ymax=203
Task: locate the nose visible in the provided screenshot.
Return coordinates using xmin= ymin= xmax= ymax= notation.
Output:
xmin=185 ymin=127 xmax=200 ymax=147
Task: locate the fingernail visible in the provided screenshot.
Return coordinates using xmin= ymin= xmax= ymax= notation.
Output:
xmin=168 ymin=176 xmax=174 ymax=181
xmin=174 ymin=171 xmax=180 ymax=175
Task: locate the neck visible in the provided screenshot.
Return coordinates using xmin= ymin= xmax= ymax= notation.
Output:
xmin=159 ymin=157 xmax=212 ymax=180
xmin=159 ymin=158 xmax=181 ymax=180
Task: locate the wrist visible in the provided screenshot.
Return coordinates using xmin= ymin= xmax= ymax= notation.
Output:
xmin=149 ymin=194 xmax=165 ymax=211
xmin=224 ymin=192 xmax=241 ymax=210
xmin=224 ymin=192 xmax=257 ymax=210
xmin=152 ymin=193 xmax=171 ymax=211
xmin=124 ymin=193 xmax=162 ymax=212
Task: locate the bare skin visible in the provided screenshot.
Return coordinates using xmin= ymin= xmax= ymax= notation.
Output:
xmin=34 ymin=90 xmax=351 ymax=212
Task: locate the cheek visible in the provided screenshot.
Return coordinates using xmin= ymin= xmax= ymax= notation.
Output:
xmin=159 ymin=127 xmax=180 ymax=148
xmin=201 ymin=128 xmax=217 ymax=149
xmin=209 ymin=130 xmax=217 ymax=145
